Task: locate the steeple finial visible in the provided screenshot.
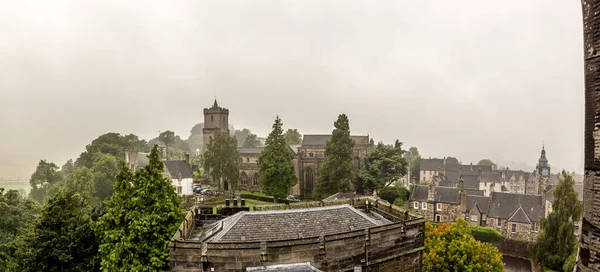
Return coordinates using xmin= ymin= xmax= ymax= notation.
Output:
xmin=212 ymin=95 xmax=219 ymax=108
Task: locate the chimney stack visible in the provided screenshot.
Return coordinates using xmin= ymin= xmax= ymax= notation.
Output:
xmin=185 ymin=153 xmax=190 ymax=167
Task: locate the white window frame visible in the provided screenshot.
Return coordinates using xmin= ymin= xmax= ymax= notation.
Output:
xmin=436 ymin=203 xmax=442 ymax=211
xmin=470 ymin=214 xmax=478 ymax=222
xmin=176 ymin=186 xmax=182 ymax=194
xmin=511 ymin=223 xmax=517 ymax=233
xmin=413 ymin=201 xmax=418 ymax=209
xmin=435 ymin=215 xmax=441 ymax=222
xmin=532 ymin=222 xmax=539 ymax=232
xmin=421 ymin=202 xmax=427 ymax=210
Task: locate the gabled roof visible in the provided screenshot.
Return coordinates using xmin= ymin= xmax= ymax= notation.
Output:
xmin=301 ymin=135 xmax=331 ymax=146
xmin=209 ymin=205 xmax=381 ymax=243
xmin=163 ymin=160 xmax=193 ymax=179
xmin=434 ymin=186 xmax=461 ymax=204
xmin=508 ymin=206 xmax=532 ymax=224
xmin=288 ymin=145 xmax=301 ymax=155
xmin=466 ymin=195 xmax=490 ymax=213
xmin=444 ymin=170 xmax=460 ymax=182
xmin=420 ymin=159 xmax=444 ymax=171
xmin=410 ymin=185 xmax=429 ymax=202
xmin=238 ymin=147 xmax=265 ymax=155
xmin=488 ymin=192 xmax=544 ymax=222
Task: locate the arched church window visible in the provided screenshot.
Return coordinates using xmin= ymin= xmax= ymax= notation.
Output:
xmin=253 ymin=173 xmax=259 ymax=185
xmin=240 ymin=172 xmax=248 ymax=185
xmin=211 ymin=115 xmax=214 ymax=121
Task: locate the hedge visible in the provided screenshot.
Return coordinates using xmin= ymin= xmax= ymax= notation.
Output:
xmin=470 ymin=225 xmax=502 ymax=242
xmin=240 ymin=194 xmax=290 ymax=204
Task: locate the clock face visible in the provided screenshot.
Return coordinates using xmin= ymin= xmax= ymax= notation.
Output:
xmin=542 ymin=169 xmax=549 ymax=175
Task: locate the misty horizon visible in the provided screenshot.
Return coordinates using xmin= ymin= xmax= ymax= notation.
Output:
xmin=0 ymin=0 xmax=584 ymax=179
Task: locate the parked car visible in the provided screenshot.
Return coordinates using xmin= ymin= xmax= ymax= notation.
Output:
xmin=200 ymin=188 xmax=215 ymax=195
xmin=286 ymin=195 xmax=300 ymax=201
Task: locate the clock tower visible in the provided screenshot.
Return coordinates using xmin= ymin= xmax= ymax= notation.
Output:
xmin=536 ymin=145 xmax=550 ymax=177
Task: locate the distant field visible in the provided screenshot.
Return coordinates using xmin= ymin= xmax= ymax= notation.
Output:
xmin=0 ymin=181 xmax=30 ymax=195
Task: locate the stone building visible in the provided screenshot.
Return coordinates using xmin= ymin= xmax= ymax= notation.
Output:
xmin=408 ymin=176 xmax=468 ymax=223
xmin=169 ymin=199 xmax=425 ymax=272
xmin=125 ymin=150 xmax=194 ymax=196
xmin=296 ymin=134 xmax=375 ymax=198
xmin=237 ymin=147 xmax=263 ymax=192
xmin=202 ymin=100 xmax=230 ymax=154
xmin=485 ymin=192 xmax=544 ymax=241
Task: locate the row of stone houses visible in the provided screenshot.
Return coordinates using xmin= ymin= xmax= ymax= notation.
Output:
xmin=408 ymin=180 xmax=547 ymax=241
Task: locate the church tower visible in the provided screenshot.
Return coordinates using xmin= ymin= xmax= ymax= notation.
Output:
xmin=202 ymin=99 xmax=230 ymax=154
xmin=536 ymin=145 xmax=550 ymax=177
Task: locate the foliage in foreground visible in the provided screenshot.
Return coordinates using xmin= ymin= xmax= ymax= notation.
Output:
xmin=470 ymin=225 xmax=502 ymax=243
xmin=203 ymin=134 xmax=240 ymax=191
xmin=95 ymin=146 xmax=183 ymax=271
xmin=258 ymin=116 xmax=297 ymax=201
xmin=423 ymin=219 xmax=504 ymax=272
xmin=529 ymin=171 xmax=582 ymax=270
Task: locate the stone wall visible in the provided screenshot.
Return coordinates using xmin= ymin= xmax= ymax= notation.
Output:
xmin=169 ymin=218 xmax=425 ymax=272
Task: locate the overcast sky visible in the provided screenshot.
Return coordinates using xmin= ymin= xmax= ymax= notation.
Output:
xmin=0 ymin=0 xmax=584 ymax=179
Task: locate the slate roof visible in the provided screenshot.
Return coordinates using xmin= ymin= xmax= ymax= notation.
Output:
xmin=301 ymin=135 xmax=331 ymax=146
xmin=434 ymin=187 xmax=461 ymax=204
xmin=209 ymin=205 xmax=381 ymax=243
xmin=465 ymin=189 xmax=485 ymax=196
xmin=420 ymin=159 xmax=444 ymax=171
xmin=462 ymin=175 xmax=478 ymax=189
xmin=163 ymin=160 xmax=193 ymax=179
xmin=509 ymin=206 xmax=532 ymax=223
xmin=288 ymin=145 xmax=301 ymax=155
xmin=481 ymin=172 xmax=501 ymax=183
xmin=410 ymin=185 xmax=429 ymax=202
xmin=238 ymin=147 xmax=265 ymax=155
xmin=488 ymin=192 xmax=544 ymax=222
xmin=410 ymin=185 xmax=461 ymax=204
xmin=466 ymin=195 xmax=490 ymax=213
xmin=444 ymin=170 xmax=460 ymax=182
xmin=438 ymin=180 xmax=455 ymax=187
xmin=246 ymin=262 xmax=323 ymax=272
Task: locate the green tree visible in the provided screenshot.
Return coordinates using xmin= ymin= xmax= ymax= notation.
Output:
xmin=313 ymin=114 xmax=355 ymax=198
xmin=410 ymin=156 xmax=421 ymax=182
xmin=75 ymin=133 xmax=148 ymax=168
xmin=234 ymin=128 xmax=252 ymax=146
xmin=62 ymin=167 xmax=95 ymax=202
xmin=378 ymin=186 xmax=410 ymax=204
xmin=186 ymin=123 xmax=204 ymax=154
xmin=242 ymin=133 xmax=261 ymax=148
xmin=95 ymin=146 xmax=183 ymax=271
xmin=358 ymin=140 xmax=408 ymax=192
xmin=529 ymin=171 xmax=583 ymax=270
xmin=0 ymin=189 xmax=42 ymax=271
xmin=61 ymin=159 xmax=75 ymax=175
xmin=423 ymin=219 xmax=504 ymax=272
xmin=90 ymin=153 xmax=119 ymax=202
xmin=284 ymin=128 xmax=302 ymax=145
xmin=258 ymin=116 xmax=298 ymax=202
xmin=204 ymin=134 xmax=241 ymax=191
xmin=22 ymin=190 xmax=99 ymax=272
xmin=477 ymin=159 xmax=498 ymax=169
xmin=28 ymin=160 xmax=63 ymax=203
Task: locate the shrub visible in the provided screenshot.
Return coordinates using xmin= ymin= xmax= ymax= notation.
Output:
xmin=378 ymin=187 xmax=410 ymax=204
xmin=393 ymin=197 xmax=405 ymax=207
xmin=470 ymin=225 xmax=502 ymax=242
xmin=240 ymin=194 xmax=290 ymax=204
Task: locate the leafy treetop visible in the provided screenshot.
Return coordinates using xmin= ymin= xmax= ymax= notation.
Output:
xmin=258 ymin=116 xmax=297 ymax=201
